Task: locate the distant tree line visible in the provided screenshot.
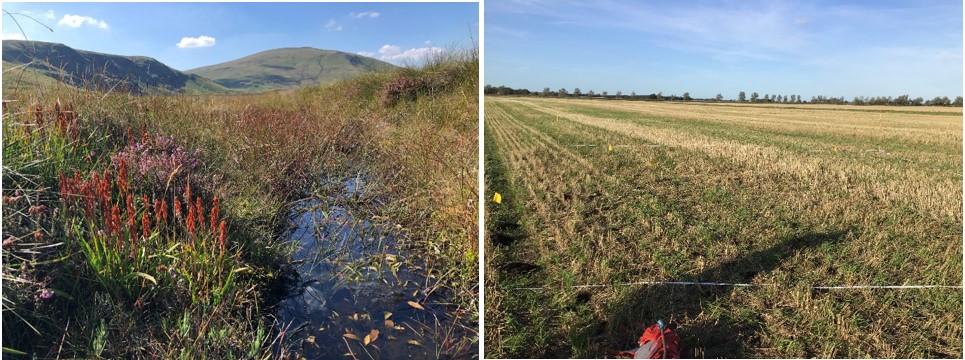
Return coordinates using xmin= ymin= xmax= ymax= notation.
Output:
xmin=484 ymin=85 xmax=964 ymax=107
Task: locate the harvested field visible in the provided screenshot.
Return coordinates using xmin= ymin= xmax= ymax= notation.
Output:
xmin=484 ymin=97 xmax=962 ymax=358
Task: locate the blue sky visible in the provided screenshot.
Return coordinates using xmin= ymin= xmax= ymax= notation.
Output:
xmin=2 ymin=2 xmax=478 ymax=70
xmin=486 ymin=0 xmax=963 ymax=100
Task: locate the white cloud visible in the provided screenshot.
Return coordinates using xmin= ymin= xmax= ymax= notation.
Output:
xmin=378 ymin=45 xmax=401 ymax=56
xmin=325 ymin=19 xmax=343 ymax=31
xmin=176 ymin=35 xmax=216 ymax=48
xmin=350 ymin=11 xmax=380 ymax=19
xmin=376 ymin=44 xmax=445 ymax=63
xmin=3 ymin=32 xmax=26 ymax=40
xmin=357 ymin=51 xmax=376 ymax=57
xmin=58 ymin=14 xmax=108 ymax=29
xmin=44 ymin=10 xmax=55 ymax=20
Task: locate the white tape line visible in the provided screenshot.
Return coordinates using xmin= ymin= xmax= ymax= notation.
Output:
xmin=566 ymin=144 xmax=656 ymax=148
xmin=513 ymin=281 xmax=773 ymax=291
xmin=512 ymin=281 xmax=962 ymax=291
xmin=812 ymin=285 xmax=961 ymax=290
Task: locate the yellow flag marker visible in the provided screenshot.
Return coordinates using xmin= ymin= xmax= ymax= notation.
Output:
xmin=493 ymin=192 xmax=502 ymax=204
xmin=834 ymin=146 xmax=839 ymax=153
xmin=608 ymin=144 xmax=613 ymax=152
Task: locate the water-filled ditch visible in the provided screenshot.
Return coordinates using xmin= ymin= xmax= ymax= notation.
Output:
xmin=275 ymin=174 xmax=467 ymax=359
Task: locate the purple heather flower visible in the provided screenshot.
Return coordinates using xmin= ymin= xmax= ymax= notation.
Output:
xmin=34 ymin=288 xmax=54 ymax=302
xmin=111 ymin=134 xmax=204 ymax=190
xmin=39 ymin=289 xmax=54 ymax=299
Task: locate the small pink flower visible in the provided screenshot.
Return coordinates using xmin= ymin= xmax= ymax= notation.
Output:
xmin=39 ymin=289 xmax=54 ymax=300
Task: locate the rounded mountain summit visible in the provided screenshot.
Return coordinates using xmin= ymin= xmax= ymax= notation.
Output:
xmin=187 ymin=47 xmax=397 ymax=92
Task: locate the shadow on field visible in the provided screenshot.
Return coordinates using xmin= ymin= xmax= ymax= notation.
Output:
xmin=571 ymin=228 xmax=852 ymax=358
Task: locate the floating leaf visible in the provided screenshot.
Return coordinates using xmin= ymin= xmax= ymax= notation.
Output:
xmin=384 ymin=311 xmax=393 ymax=320
xmin=306 ymin=336 xmax=316 ymax=346
xmin=363 ymin=334 xmax=371 ymax=346
xmin=384 ymin=319 xmax=395 ymax=328
xmin=343 ymin=333 xmax=360 ymax=341
xmin=394 ymin=325 xmax=405 ymax=331
xmin=407 ymin=301 xmax=424 ymax=310
xmin=368 ymin=329 xmax=380 ymax=343
xmin=407 ymin=340 xmax=422 ymax=346
xmin=352 ymin=313 xmax=359 ymax=321
xmin=493 ymin=192 xmax=502 ymax=204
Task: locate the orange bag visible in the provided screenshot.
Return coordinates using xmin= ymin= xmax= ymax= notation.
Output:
xmin=607 ymin=321 xmax=681 ymax=359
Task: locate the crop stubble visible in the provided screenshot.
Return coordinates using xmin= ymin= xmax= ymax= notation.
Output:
xmin=485 ymin=97 xmax=962 ymax=358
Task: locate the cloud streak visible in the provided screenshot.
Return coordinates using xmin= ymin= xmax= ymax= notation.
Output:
xmin=176 ymin=35 xmax=216 ymax=48
xmin=325 ymin=19 xmax=343 ymax=31
xmin=350 ymin=11 xmax=380 ymax=19
xmin=376 ymin=44 xmax=444 ymax=63
xmin=3 ymin=32 xmax=26 ymax=40
xmin=58 ymin=14 xmax=108 ymax=29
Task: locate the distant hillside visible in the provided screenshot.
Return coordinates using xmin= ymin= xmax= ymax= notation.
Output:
xmin=2 ymin=60 xmax=64 ymax=91
xmin=2 ymin=40 xmax=231 ymax=94
xmin=187 ymin=47 xmax=397 ymax=92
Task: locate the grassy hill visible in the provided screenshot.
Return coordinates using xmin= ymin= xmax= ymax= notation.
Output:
xmin=187 ymin=47 xmax=397 ymax=92
xmin=2 ymin=40 xmax=232 ymax=94
xmin=2 ymin=60 xmax=65 ymax=91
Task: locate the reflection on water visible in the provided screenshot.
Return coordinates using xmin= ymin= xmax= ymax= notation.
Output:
xmin=276 ymin=175 xmax=460 ymax=359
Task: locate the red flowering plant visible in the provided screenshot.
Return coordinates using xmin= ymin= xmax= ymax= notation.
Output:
xmin=58 ymin=143 xmax=235 ymax=306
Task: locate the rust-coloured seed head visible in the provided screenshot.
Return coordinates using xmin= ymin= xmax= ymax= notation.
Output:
xmin=173 ymin=197 xmax=183 ymax=219
xmin=186 ymin=199 xmax=196 ymax=234
xmin=142 ymin=213 xmax=151 ymax=239
xmin=110 ymin=205 xmax=121 ymax=237
xmin=195 ymin=196 xmax=203 ymax=231
xmin=28 ymin=205 xmax=47 ymax=215
xmin=117 ymin=158 xmax=129 ymax=195
xmin=160 ymin=198 xmax=169 ymax=224
xmin=218 ymin=220 xmax=227 ymax=254
xmin=126 ymin=197 xmax=137 ymax=242
xmin=33 ymin=103 xmax=43 ymax=127
xmin=210 ymin=196 xmax=220 ymax=231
